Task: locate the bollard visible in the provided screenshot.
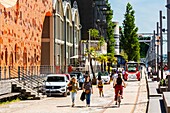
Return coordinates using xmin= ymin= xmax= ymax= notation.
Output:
xmin=18 ymin=66 xmax=20 ymax=82
xmin=4 ymin=66 xmax=6 ymax=80
xmin=9 ymin=66 xmax=11 ymax=79
xmin=0 ymin=66 xmax=1 ymax=80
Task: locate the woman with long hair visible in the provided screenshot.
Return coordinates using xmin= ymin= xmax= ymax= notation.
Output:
xmin=82 ymin=75 xmax=93 ymax=107
xmin=68 ymin=76 xmax=79 ymax=107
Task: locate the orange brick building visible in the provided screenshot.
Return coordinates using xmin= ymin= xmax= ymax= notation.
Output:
xmin=0 ymin=0 xmax=52 ymax=67
xmin=0 ymin=0 xmax=81 ymax=78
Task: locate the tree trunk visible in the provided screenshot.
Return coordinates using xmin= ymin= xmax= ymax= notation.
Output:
xmin=101 ymin=61 xmax=103 ymax=72
xmin=104 ymin=61 xmax=106 ymax=71
xmin=108 ymin=62 xmax=111 ymax=74
xmin=90 ymin=57 xmax=96 ymax=85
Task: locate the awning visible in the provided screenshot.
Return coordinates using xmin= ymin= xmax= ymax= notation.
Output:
xmin=0 ymin=0 xmax=18 ymax=8
xmin=70 ymin=55 xmax=82 ymax=59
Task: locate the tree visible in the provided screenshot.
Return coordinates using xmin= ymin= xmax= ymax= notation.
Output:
xmin=85 ymin=29 xmax=105 ymax=84
xmin=120 ymin=50 xmax=128 ymax=61
xmin=120 ymin=3 xmax=140 ymax=62
xmin=106 ymin=2 xmax=116 ymax=73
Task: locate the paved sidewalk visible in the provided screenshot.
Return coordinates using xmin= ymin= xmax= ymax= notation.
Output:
xmin=147 ymin=79 xmax=166 ymax=113
xmin=0 ymin=74 xmax=147 ymax=113
xmin=133 ymin=73 xmax=148 ymax=113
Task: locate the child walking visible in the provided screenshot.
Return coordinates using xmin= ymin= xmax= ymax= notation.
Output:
xmin=97 ymin=75 xmax=104 ymax=97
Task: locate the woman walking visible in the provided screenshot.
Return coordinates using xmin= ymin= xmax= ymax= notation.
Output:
xmin=83 ymin=75 xmax=93 ymax=107
xmin=68 ymin=77 xmax=79 ymax=107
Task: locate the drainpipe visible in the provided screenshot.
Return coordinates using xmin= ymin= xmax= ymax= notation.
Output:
xmin=72 ymin=21 xmax=75 ymax=66
xmin=64 ymin=16 xmax=67 ymax=73
xmin=53 ymin=10 xmax=56 ymax=73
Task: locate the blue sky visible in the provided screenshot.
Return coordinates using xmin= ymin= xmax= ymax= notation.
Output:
xmin=108 ymin=0 xmax=167 ymax=33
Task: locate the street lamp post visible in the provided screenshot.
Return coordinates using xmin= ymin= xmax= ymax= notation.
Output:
xmin=166 ymin=0 xmax=170 ymax=91
xmin=88 ymin=31 xmax=91 ymax=75
xmin=156 ymin=22 xmax=160 ymax=81
xmin=160 ymin=10 xmax=164 ymax=80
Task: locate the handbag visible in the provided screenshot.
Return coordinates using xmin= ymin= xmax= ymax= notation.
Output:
xmin=80 ymin=92 xmax=86 ymax=101
xmin=85 ymin=89 xmax=90 ymax=94
xmin=67 ymin=86 xmax=72 ymax=91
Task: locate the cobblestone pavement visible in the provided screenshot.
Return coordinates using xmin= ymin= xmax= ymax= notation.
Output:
xmin=0 ymin=73 xmax=147 ymax=113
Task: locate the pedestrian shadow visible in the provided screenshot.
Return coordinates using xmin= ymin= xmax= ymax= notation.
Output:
xmin=56 ymin=105 xmax=70 ymax=107
xmin=121 ymin=101 xmax=147 ymax=106
xmin=56 ymin=105 xmax=118 ymax=109
xmin=103 ymin=105 xmax=118 ymax=109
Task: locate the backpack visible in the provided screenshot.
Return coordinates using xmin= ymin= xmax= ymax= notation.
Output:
xmin=98 ymin=80 xmax=103 ymax=86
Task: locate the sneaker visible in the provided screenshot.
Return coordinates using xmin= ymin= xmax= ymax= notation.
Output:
xmin=72 ymin=103 xmax=75 ymax=107
xmin=102 ymin=94 xmax=104 ymax=97
xmin=86 ymin=104 xmax=90 ymax=107
xmin=115 ymin=102 xmax=117 ymax=105
xmin=121 ymin=96 xmax=123 ymax=99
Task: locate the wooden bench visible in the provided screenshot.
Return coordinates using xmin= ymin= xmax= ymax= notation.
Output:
xmin=163 ymin=92 xmax=170 ymax=113
xmin=0 ymin=93 xmax=20 ymax=102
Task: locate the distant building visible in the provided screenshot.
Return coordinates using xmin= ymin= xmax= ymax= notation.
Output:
xmin=113 ymin=22 xmax=120 ymax=55
xmin=71 ymin=0 xmax=108 ymax=40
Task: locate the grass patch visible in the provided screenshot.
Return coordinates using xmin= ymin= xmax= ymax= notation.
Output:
xmin=0 ymin=98 xmax=20 ymax=106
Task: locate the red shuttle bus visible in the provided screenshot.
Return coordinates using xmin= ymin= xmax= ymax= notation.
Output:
xmin=124 ymin=61 xmax=141 ymax=81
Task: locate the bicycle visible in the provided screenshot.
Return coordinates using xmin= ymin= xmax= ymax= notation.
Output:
xmin=117 ymin=91 xmax=121 ymax=107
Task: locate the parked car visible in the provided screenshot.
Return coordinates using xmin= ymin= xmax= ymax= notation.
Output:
xmin=70 ymin=71 xmax=84 ymax=89
xmin=97 ymin=71 xmax=110 ymax=84
xmin=63 ymin=73 xmax=71 ymax=81
xmin=43 ymin=74 xmax=69 ymax=97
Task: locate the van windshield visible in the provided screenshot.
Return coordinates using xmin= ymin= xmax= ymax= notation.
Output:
xmin=47 ymin=76 xmax=65 ymax=82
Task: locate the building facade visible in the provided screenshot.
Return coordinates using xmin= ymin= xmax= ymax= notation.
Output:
xmin=71 ymin=0 xmax=108 ymax=40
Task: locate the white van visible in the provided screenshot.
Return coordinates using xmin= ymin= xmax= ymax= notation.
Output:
xmin=43 ymin=74 xmax=69 ymax=97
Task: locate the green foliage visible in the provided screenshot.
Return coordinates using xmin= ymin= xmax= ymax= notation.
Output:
xmin=89 ymin=29 xmax=99 ymax=39
xmin=0 ymin=98 xmax=20 ymax=105
xmin=120 ymin=3 xmax=140 ymax=62
xmin=98 ymin=36 xmax=105 ymax=47
xmin=106 ymin=2 xmax=116 ymax=63
xmin=96 ymin=54 xmax=108 ymax=63
xmin=120 ymin=50 xmax=128 ymax=61
xmin=140 ymin=42 xmax=149 ymax=58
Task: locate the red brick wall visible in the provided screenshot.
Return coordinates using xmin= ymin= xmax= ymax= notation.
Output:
xmin=0 ymin=0 xmax=52 ymax=67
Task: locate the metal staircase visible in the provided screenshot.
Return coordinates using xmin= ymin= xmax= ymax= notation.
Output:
xmin=9 ymin=67 xmax=46 ymax=100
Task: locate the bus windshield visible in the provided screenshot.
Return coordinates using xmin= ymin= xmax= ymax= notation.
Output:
xmin=127 ymin=64 xmax=137 ymax=72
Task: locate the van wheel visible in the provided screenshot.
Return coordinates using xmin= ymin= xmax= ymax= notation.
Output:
xmin=63 ymin=92 xmax=67 ymax=97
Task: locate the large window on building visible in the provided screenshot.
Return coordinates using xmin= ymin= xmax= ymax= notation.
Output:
xmin=57 ymin=16 xmax=60 ymax=40
xmin=42 ymin=16 xmax=50 ymax=38
xmin=61 ymin=20 xmax=64 ymax=41
xmin=67 ymin=22 xmax=70 ymax=43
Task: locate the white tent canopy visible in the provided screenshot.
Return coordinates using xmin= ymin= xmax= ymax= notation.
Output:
xmin=70 ymin=55 xmax=83 ymax=59
xmin=0 ymin=0 xmax=17 ymax=8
